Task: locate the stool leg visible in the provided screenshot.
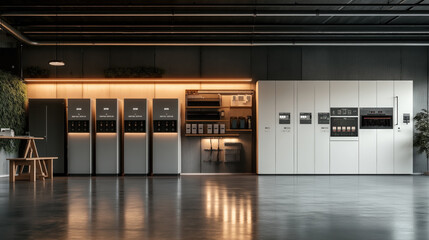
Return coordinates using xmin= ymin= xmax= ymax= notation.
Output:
xmin=30 ymin=161 xmax=36 ymax=182
xmin=47 ymin=159 xmax=53 ymax=179
xmin=9 ymin=161 xmax=16 ymax=183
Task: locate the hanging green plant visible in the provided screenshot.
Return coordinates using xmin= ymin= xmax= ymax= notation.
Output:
xmin=104 ymin=66 xmax=165 ymax=78
xmin=0 ymin=70 xmax=27 ymax=153
xmin=23 ymin=66 xmax=50 ymax=78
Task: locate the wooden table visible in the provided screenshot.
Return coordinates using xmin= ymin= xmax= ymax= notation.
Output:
xmin=0 ymin=136 xmax=57 ymax=182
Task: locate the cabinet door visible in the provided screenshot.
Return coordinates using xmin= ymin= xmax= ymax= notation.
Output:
xmin=257 ymin=81 xmax=276 ymax=174
xmin=275 ymin=81 xmax=294 ymax=174
xmin=297 ymin=81 xmax=315 ymax=174
xmin=46 ymin=100 xmax=66 ymax=174
xmin=358 ymin=81 xmax=377 ymax=173
xmin=330 ymin=81 xmax=359 ymax=107
xmin=377 ymin=81 xmax=394 ymax=107
xmin=29 ymin=99 xmax=66 ymax=175
xmin=376 ymin=81 xmax=394 ymax=174
xmin=394 ymin=81 xmax=413 ymax=174
xmin=29 ymin=100 xmax=48 ymax=157
xmin=314 ymin=81 xmax=330 ymax=174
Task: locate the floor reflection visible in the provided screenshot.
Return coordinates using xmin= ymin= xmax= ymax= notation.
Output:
xmin=2 ymin=175 xmax=429 ymax=240
xmin=205 ymin=182 xmax=253 ymax=239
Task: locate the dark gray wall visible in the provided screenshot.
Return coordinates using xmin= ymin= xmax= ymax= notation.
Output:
xmin=23 ymin=45 xmax=429 ymax=173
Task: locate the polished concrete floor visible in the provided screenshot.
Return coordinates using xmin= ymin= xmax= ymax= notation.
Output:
xmin=0 ymin=175 xmax=428 ymax=240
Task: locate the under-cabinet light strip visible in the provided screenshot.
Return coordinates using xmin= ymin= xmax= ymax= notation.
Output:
xmin=24 ymin=78 xmax=252 ymax=83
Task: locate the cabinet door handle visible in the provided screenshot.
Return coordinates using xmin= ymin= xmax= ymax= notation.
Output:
xmin=395 ymin=96 xmax=399 ymax=126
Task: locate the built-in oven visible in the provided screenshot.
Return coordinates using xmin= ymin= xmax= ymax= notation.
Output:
xmin=360 ymin=108 xmax=393 ymax=129
xmin=330 ymin=108 xmax=359 ymax=137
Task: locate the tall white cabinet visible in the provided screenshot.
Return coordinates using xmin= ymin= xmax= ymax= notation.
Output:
xmin=358 ymin=81 xmax=377 ymax=174
xmin=394 ymin=81 xmax=413 ymax=174
xmin=257 ymin=80 xmax=413 ymax=175
xmin=275 ymin=81 xmax=295 ymax=174
xmin=257 ymin=81 xmax=276 ymax=174
xmin=329 ymin=81 xmax=359 ymax=174
xmin=297 ymin=81 xmax=315 ymax=174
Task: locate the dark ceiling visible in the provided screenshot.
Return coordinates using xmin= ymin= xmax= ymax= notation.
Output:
xmin=1 ymin=0 xmax=429 ymax=45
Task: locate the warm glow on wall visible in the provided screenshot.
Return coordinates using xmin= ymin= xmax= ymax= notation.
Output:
xmin=25 ymin=78 xmax=252 ymax=83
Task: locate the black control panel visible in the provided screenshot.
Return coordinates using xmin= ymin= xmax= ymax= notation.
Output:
xmin=68 ymin=120 xmax=90 ymax=133
xmin=153 ymin=120 xmax=177 ymax=132
xmin=360 ymin=108 xmax=393 ymax=129
xmin=279 ymin=112 xmax=291 ymax=124
xmin=124 ymin=120 xmax=146 ymax=132
xmin=403 ymin=113 xmax=410 ymax=124
xmin=300 ymin=113 xmax=312 ymax=124
xmin=331 ymin=108 xmax=358 ymax=116
xmin=330 ymin=107 xmax=358 ymax=137
xmin=318 ymin=112 xmax=330 ymax=124
xmin=331 ymin=117 xmax=358 ymax=137
xmin=96 ymin=120 xmax=116 ymax=132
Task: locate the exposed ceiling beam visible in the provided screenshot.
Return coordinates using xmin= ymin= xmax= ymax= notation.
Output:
xmin=4 ymin=10 xmax=429 ymax=17
xmin=20 ymin=25 xmax=429 ymax=28
xmin=22 ymin=30 xmax=429 ymax=35
xmin=2 ymin=4 xmax=429 ymax=8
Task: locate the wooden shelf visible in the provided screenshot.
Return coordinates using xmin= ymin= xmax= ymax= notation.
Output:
xmin=230 ymin=106 xmax=252 ymax=108
xmin=185 ymin=120 xmax=229 ymax=122
xmin=186 ymin=106 xmax=227 ymax=109
xmin=226 ymin=129 xmax=253 ymax=132
xmin=185 ymin=134 xmax=240 ymax=137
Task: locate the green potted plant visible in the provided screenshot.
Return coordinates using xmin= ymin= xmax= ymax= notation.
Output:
xmin=414 ymin=109 xmax=429 ymax=175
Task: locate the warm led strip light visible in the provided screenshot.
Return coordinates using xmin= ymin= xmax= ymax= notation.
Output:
xmin=24 ymin=78 xmax=252 ymax=83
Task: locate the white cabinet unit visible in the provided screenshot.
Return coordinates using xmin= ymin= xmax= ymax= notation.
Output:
xmin=257 ymin=81 xmax=276 ymax=174
xmin=297 ymin=81 xmax=315 ymax=174
xmin=394 ymin=81 xmax=413 ymax=174
xmin=329 ymin=81 xmax=359 ymax=174
xmin=376 ymin=81 xmax=394 ymax=174
xmin=256 ymin=80 xmax=413 ymax=175
xmin=330 ymin=140 xmax=359 ymax=174
xmin=330 ymin=81 xmax=359 ymax=107
xmin=275 ymin=81 xmax=295 ymax=174
xmin=314 ymin=81 xmax=330 ymax=174
xmin=358 ymin=81 xmax=377 ymax=174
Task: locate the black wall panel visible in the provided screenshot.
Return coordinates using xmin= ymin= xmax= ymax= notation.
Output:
xmin=55 ymin=47 xmax=83 ymax=78
xmin=155 ymin=47 xmax=200 ymax=78
xmin=83 ymin=47 xmax=110 ymax=78
xmin=0 ymin=48 xmax=19 ymax=75
xmin=201 ymin=47 xmax=252 ymax=78
xmin=109 ymin=46 xmax=155 ymax=68
xmin=302 ymin=47 xmax=401 ymax=80
xmin=267 ymin=47 xmax=302 ymax=80
xmin=251 ymin=47 xmax=268 ymax=81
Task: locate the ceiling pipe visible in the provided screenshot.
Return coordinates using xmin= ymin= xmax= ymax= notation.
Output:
xmin=0 ymin=17 xmax=39 ymax=45
xmin=22 ymin=30 xmax=429 ymax=35
xmin=16 ymin=42 xmax=429 ymax=47
xmin=2 ymin=17 xmax=429 ymax=46
xmin=5 ymin=10 xmax=429 ymax=17
xmin=2 ymin=4 xmax=429 ymax=8
xmin=23 ymin=24 xmax=429 ymax=28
